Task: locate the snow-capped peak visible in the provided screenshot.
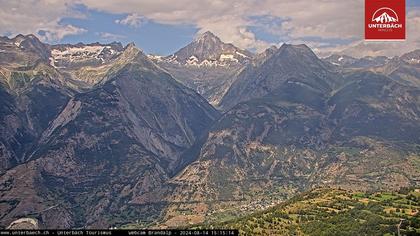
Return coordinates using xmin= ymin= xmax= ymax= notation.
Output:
xmin=157 ymin=31 xmax=253 ymax=67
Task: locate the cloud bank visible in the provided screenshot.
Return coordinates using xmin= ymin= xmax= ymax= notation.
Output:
xmin=0 ymin=0 xmax=419 ymax=57
xmin=0 ymin=0 xmax=86 ymax=41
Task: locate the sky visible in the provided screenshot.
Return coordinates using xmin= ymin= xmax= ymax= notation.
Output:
xmin=0 ymin=0 xmax=420 ymax=57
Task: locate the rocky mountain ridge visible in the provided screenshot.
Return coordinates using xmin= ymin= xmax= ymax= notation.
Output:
xmin=155 ymin=31 xmax=253 ymax=67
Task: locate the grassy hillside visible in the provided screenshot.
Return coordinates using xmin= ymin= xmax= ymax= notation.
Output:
xmin=197 ymin=187 xmax=420 ymax=235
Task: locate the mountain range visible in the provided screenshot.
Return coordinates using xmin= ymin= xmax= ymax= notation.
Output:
xmin=0 ymin=32 xmax=419 ymax=230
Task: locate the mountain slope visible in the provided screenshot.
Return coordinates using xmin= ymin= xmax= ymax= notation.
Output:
xmin=377 ymin=54 xmax=420 ymax=88
xmin=0 ymin=37 xmax=220 ymax=229
xmin=219 ymin=44 xmax=339 ymax=110
xmin=155 ymin=46 xmax=420 ymax=227
xmin=0 ymin=35 xmax=72 ymax=173
xmin=201 ymin=188 xmax=420 ymax=236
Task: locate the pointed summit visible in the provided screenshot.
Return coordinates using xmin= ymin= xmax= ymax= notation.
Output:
xmin=168 ymin=31 xmax=253 ymax=66
xmin=220 ymin=43 xmax=337 ymax=109
xmin=200 ymin=31 xmax=217 ymax=37
xmin=194 ymin=31 xmax=222 ymax=43
xmin=278 ymin=43 xmax=316 ymax=56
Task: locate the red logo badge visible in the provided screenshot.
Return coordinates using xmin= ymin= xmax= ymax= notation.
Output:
xmin=365 ymin=0 xmax=406 ymax=40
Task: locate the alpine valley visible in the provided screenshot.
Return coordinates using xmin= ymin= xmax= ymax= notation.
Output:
xmin=0 ymin=32 xmax=419 ymax=233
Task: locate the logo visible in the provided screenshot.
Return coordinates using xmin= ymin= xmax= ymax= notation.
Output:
xmin=365 ymin=0 xmax=406 ymax=40
xmin=372 ymin=8 xmax=398 ymax=23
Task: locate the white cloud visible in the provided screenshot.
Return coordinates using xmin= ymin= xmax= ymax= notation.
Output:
xmin=40 ymin=24 xmax=87 ymax=42
xmin=80 ymin=0 xmax=419 ymax=56
xmin=336 ymin=7 xmax=420 ymax=58
xmin=115 ymin=14 xmax=147 ymax=28
xmin=80 ymin=0 xmax=274 ymax=51
xmin=0 ymin=0 xmax=86 ymax=42
xmin=195 ymin=15 xmax=271 ymax=51
xmin=263 ymin=0 xmax=364 ymax=40
xmin=0 ymin=0 xmax=419 ymax=56
xmin=97 ymin=32 xmax=126 ymax=41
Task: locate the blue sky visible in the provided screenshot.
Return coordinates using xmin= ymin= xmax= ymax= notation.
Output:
xmin=1 ymin=0 xmax=420 ymax=57
xmin=58 ymin=4 xmax=197 ymax=55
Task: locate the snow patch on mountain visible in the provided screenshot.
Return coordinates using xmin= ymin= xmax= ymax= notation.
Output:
xmin=220 ymin=54 xmax=239 ymax=62
xmin=147 ymin=55 xmax=164 ymax=62
xmin=52 ymin=46 xmax=109 ymax=62
xmin=154 ymin=31 xmax=253 ymax=67
xmin=50 ymin=44 xmax=123 ymax=69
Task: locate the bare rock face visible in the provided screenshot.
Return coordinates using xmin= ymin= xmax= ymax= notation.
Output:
xmin=0 ymin=35 xmax=71 ymax=175
xmin=7 ymin=218 xmax=39 ymax=229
